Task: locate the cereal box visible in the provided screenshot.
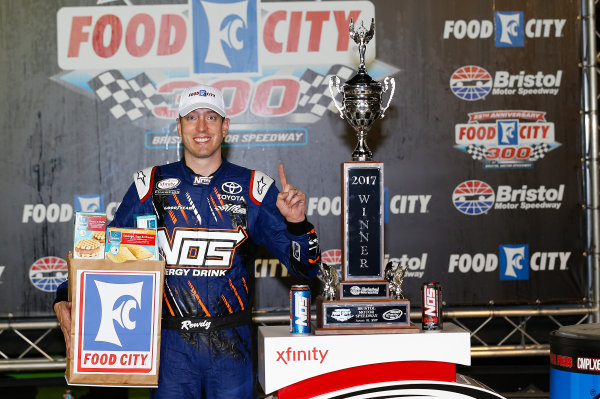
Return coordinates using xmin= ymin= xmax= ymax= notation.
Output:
xmin=73 ymin=212 xmax=106 ymax=259
xmin=105 ymin=228 xmax=158 ymax=262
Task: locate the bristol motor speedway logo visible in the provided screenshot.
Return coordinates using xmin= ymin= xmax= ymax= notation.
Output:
xmin=74 ymin=271 xmax=161 ymax=373
xmin=29 ymin=257 xmax=68 ymax=292
xmin=443 ymin=11 xmax=566 ymax=47
xmin=452 ymin=180 xmax=565 ymax=215
xmin=450 ymin=65 xmax=562 ymax=101
xmin=455 ymin=110 xmax=560 ymax=169
xmin=54 ymin=1 xmax=397 ymax=148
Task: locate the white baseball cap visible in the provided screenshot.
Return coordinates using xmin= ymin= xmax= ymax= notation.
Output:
xmin=178 ymin=84 xmax=226 ymax=118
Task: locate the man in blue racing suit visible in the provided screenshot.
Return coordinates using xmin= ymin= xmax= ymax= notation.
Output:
xmin=54 ymin=84 xmax=321 ymax=398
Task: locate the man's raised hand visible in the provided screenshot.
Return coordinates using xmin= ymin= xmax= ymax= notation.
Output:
xmin=276 ymin=163 xmax=306 ymax=223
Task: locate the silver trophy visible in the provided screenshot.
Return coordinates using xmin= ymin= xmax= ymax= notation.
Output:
xmin=318 ymin=263 xmax=340 ymax=301
xmin=385 ymin=261 xmax=407 ymax=300
xmin=329 ymin=18 xmax=395 ymax=161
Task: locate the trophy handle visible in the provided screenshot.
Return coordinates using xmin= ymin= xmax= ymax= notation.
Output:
xmin=329 ymin=76 xmax=345 ymax=119
xmin=380 ymin=77 xmax=395 ymax=118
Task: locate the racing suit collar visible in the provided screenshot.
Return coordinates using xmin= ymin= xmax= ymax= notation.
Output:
xmin=179 ymin=157 xmax=230 ymax=185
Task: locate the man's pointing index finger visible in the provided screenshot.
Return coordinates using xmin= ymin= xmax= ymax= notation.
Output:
xmin=279 ymin=163 xmax=288 ymax=191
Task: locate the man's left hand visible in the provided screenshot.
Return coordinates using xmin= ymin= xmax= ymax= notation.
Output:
xmin=276 ymin=163 xmax=306 ymax=223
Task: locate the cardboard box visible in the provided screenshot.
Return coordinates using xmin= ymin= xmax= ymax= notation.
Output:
xmin=73 ymin=213 xmax=106 ymax=259
xmin=66 ymin=252 xmax=165 ymax=387
xmin=105 ymin=227 xmax=158 ymax=262
xmin=135 ymin=214 xmax=157 ymax=229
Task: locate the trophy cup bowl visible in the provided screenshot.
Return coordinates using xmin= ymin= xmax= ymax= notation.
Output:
xmin=330 ymin=74 xmax=395 ymax=161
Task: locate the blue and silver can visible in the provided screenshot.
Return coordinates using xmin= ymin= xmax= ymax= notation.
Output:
xmin=290 ymin=285 xmax=311 ymax=335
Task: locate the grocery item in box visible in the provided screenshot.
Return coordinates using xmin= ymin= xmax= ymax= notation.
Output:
xmin=105 ymin=227 xmax=158 ymax=262
xmin=73 ymin=212 xmax=106 ymax=259
xmin=135 ymin=214 xmax=158 ymax=229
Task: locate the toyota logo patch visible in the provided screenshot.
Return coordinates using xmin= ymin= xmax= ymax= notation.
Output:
xmin=221 ymin=182 xmax=243 ymax=195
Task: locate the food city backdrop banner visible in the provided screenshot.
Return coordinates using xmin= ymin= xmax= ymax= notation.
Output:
xmin=0 ymin=0 xmax=584 ymax=316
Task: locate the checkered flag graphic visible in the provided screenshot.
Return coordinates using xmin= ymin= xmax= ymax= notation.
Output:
xmin=297 ymin=65 xmax=354 ymax=117
xmin=466 ymin=144 xmax=488 ymax=160
xmin=529 ymin=143 xmax=550 ymax=160
xmin=88 ymin=70 xmax=166 ymax=121
xmin=128 ymin=73 xmax=167 ymax=111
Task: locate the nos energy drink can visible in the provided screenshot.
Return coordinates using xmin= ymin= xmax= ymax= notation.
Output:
xmin=422 ymin=282 xmax=442 ymax=331
xmin=290 ymin=285 xmax=311 ymax=335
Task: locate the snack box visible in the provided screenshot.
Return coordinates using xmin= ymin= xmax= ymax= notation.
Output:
xmin=105 ymin=227 xmax=158 ymax=262
xmin=73 ymin=212 xmax=106 ymax=259
xmin=135 ymin=214 xmax=158 ymax=229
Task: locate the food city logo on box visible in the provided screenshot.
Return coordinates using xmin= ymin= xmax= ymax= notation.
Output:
xmin=22 ymin=194 xmax=120 ymax=224
xmin=452 ymin=180 xmax=564 ymax=215
xmin=455 ymin=110 xmax=560 ymax=169
xmin=448 ymin=244 xmax=571 ymax=280
xmin=449 ymin=65 xmax=562 ymax=101
xmin=54 ymin=1 xmax=395 ymax=149
xmin=75 ymin=271 xmax=160 ymax=373
xmin=443 ymin=11 xmax=566 ymax=47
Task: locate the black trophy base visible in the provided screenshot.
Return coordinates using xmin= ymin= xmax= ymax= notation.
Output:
xmin=339 ymin=281 xmax=389 ymax=299
xmin=315 ymin=297 xmax=419 ymax=336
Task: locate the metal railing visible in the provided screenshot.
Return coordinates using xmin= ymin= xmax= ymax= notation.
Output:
xmin=0 ymin=318 xmax=65 ymax=371
xmin=0 ymin=304 xmax=595 ymax=372
xmin=583 ymin=0 xmax=600 ymax=323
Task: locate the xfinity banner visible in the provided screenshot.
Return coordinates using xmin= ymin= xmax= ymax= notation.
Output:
xmin=0 ymin=0 xmax=583 ymax=317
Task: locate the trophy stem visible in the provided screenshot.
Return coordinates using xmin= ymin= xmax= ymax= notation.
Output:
xmin=352 ymin=130 xmax=373 ymax=161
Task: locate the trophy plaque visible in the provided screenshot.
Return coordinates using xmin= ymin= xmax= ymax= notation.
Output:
xmin=315 ymin=19 xmax=417 ymax=335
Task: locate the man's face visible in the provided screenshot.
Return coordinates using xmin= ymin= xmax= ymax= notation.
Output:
xmin=177 ymin=108 xmax=229 ymax=163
